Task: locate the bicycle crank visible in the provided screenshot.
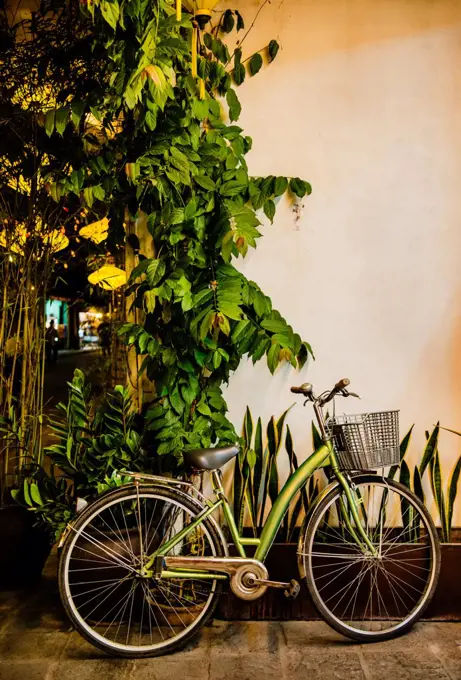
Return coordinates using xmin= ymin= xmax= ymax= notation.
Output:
xmin=160 ymin=556 xmax=270 ymax=601
xmin=244 ymin=577 xmax=301 ymax=600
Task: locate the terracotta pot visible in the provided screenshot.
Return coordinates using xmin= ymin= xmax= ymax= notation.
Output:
xmin=217 ymin=543 xmax=461 ymax=621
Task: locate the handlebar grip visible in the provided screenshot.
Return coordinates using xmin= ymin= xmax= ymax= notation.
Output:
xmin=290 ymin=383 xmax=313 ymax=395
xmin=320 ymin=378 xmax=351 ymax=405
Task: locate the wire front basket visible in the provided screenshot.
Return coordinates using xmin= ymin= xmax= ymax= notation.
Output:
xmin=326 ymin=410 xmax=400 ymax=470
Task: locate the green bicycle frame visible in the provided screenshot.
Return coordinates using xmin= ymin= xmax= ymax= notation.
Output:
xmin=144 ymin=438 xmax=377 ymax=577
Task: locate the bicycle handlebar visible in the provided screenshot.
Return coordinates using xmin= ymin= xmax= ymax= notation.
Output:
xmin=290 ymin=378 xmax=358 ymax=404
xmin=290 ymin=383 xmax=313 ymax=395
xmin=322 ymin=378 xmax=350 ymax=404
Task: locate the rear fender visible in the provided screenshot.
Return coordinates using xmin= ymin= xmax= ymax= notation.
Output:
xmin=58 ymin=482 xmax=229 ymax=557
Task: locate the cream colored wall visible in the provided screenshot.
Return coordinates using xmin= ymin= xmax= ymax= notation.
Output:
xmin=221 ymin=0 xmax=461 ymax=522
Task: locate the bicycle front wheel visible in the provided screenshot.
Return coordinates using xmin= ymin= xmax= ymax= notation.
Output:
xmin=59 ymin=484 xmax=225 ymax=657
xmin=300 ymin=475 xmax=440 ymax=642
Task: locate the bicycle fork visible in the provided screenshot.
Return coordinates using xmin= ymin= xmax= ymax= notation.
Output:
xmin=333 ymin=467 xmax=378 ymax=557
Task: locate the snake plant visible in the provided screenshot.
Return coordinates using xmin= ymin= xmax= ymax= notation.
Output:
xmin=233 ymin=407 xmax=324 ymax=540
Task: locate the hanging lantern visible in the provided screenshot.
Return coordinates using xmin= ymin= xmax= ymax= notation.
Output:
xmin=182 ymin=0 xmax=219 ymax=29
xmin=182 ymin=0 xmax=220 ymax=98
xmin=88 ymin=265 xmax=127 ymax=291
xmin=79 ymin=217 xmax=109 ymax=245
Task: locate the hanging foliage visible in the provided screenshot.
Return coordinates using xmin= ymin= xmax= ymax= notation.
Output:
xmin=34 ymin=0 xmax=313 ymax=459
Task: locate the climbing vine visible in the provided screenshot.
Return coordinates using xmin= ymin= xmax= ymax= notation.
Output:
xmin=38 ymin=0 xmax=313 ymax=459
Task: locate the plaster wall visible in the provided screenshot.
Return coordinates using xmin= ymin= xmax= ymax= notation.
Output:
xmin=222 ymin=0 xmax=461 ymax=522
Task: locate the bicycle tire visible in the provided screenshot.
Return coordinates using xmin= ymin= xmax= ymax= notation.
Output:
xmin=59 ymin=484 xmax=225 ymax=657
xmin=300 ymin=474 xmax=441 ymax=642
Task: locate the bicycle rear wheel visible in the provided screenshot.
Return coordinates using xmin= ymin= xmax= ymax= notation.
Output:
xmin=300 ymin=474 xmax=440 ymax=642
xmin=59 ymin=484 xmax=225 ymax=657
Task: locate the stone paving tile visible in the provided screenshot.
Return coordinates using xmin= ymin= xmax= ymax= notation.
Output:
xmin=0 ymin=632 xmax=68 ymax=660
xmin=209 ymin=653 xmax=283 ymax=680
xmin=62 ymin=628 xmax=210 ymax=661
xmin=2 ymin=602 xmax=70 ymax=634
xmin=62 ymin=631 xmax=119 ymax=660
xmin=361 ymin=650 xmax=451 ymax=680
xmin=358 ymin=623 xmax=440 ymax=652
xmin=206 ymin=620 xmax=282 ymax=655
xmin=0 ymin=661 xmax=52 ymax=680
xmin=280 ymin=620 xmax=358 ymax=649
xmin=281 ymin=648 xmax=365 ymax=680
xmin=130 ymin=658 xmax=210 ymax=680
xmin=49 ymin=659 xmax=133 ymax=680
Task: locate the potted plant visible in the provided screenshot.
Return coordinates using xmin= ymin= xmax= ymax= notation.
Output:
xmin=219 ymin=414 xmax=461 ymax=621
xmin=15 ymin=369 xmax=148 ymax=543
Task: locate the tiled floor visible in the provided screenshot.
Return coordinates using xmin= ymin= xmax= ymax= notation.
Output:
xmin=1 ymin=557 xmax=461 ymax=680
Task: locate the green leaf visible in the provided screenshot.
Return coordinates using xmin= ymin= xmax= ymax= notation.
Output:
xmin=413 ymin=466 xmax=425 ymax=505
xmin=226 ymin=88 xmax=242 ymax=122
xmin=249 ymin=53 xmax=263 ymax=76
xmin=129 ymin=258 xmax=150 ymax=281
xmin=274 ymin=176 xmax=288 ymax=197
xmin=431 ymin=452 xmax=448 ymax=541
xmin=145 ymin=109 xmax=158 ymax=131
xmin=235 ymin=11 xmax=244 ymax=31
xmin=30 ymin=482 xmax=43 ymax=506
xmin=448 ymin=455 xmax=461 ymax=537
xmin=146 ymin=259 xmax=166 ymax=287
xmin=233 ymin=63 xmax=245 ymax=86
xmin=45 ymin=110 xmax=55 ymax=137
xmin=243 ymin=406 xmax=253 ymax=449
xmin=231 ymin=319 xmax=250 ymax=344
xmin=93 ymin=185 xmax=105 ymax=201
xmin=23 ymin=479 xmax=32 ymax=507
xmin=222 ymin=9 xmax=234 ymax=33
xmin=55 ymin=107 xmax=69 ymax=135
xmin=399 ymin=459 xmax=411 ymax=489
xmin=268 ymin=39 xmax=279 ymax=62
xmin=100 ymin=0 xmax=120 ymax=30
xmin=195 ymin=175 xmax=216 ymax=191
xmin=169 ymin=388 xmax=184 ymax=415
xmin=290 ymin=177 xmax=311 ymax=198
xmin=71 ymin=101 xmax=85 ymax=128
xmin=389 ymin=425 xmax=413 ymax=481
xmin=267 ymin=342 xmax=280 ymax=374
xmin=312 ymin=422 xmax=323 ymax=450
xmin=420 ymin=424 xmax=439 ymax=478
xmin=144 ymin=290 xmax=156 ymax=313
xmin=197 ymin=401 xmax=212 ymax=417
xmin=83 ymin=186 xmax=94 ymax=208
xmin=263 ymin=199 xmax=276 ymax=223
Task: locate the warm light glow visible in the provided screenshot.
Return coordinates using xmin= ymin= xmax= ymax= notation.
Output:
xmin=182 ymin=0 xmax=219 ymax=15
xmin=88 ymin=265 xmax=127 ymax=291
xmin=79 ymin=217 xmax=109 ymax=244
xmin=0 ymin=224 xmax=27 ymax=254
xmin=43 ymin=230 xmax=69 ymax=253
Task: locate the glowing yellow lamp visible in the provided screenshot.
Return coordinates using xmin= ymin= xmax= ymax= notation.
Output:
xmin=182 ymin=0 xmax=220 ymax=28
xmin=88 ymin=265 xmax=127 ymax=291
xmin=182 ymin=0 xmax=220 ymax=98
xmin=79 ymin=217 xmax=109 ymax=245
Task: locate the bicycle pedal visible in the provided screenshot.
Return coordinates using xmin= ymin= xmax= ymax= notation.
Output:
xmin=284 ymin=579 xmax=300 ymax=600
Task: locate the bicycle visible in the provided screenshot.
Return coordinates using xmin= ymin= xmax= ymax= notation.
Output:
xmin=58 ymin=378 xmax=441 ymax=657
